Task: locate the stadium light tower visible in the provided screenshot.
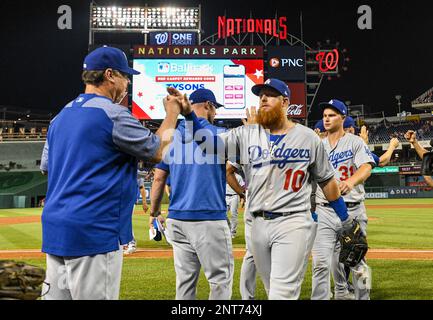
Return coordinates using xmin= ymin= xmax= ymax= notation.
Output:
xmin=88 ymin=2 xmax=202 ymax=46
xmin=395 ymin=95 xmax=402 ymax=116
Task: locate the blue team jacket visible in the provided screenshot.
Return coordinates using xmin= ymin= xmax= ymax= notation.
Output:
xmin=41 ymin=94 xmax=160 ymax=257
xmin=155 ymin=118 xmax=227 ymax=220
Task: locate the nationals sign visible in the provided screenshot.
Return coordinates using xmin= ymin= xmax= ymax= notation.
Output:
xmin=218 ymin=16 xmax=288 ymax=40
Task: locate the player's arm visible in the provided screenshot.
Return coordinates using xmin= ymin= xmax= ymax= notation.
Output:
xmin=424 ymin=176 xmax=433 ymax=188
xmin=378 ymin=137 xmax=399 ymax=167
xmin=405 ymin=130 xmax=428 ymax=159
xmin=312 ymin=138 xmax=350 ymax=222
xmin=339 ymin=138 xmax=375 ymax=194
xmin=318 ymin=177 xmax=350 ymax=222
xmin=226 ymin=162 xmax=246 ymax=198
xmin=149 ymin=167 xmax=168 ymax=229
xmin=359 ymin=125 xmax=369 ymax=145
xmin=339 ymin=163 xmax=372 ymax=195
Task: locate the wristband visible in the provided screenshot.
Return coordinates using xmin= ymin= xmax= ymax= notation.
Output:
xmin=329 ymin=197 xmax=349 ymax=222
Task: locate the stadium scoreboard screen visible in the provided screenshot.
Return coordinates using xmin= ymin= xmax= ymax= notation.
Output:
xmin=131 ymin=45 xmax=264 ymax=120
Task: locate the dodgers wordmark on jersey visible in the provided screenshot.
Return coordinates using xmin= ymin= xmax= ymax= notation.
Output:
xmin=316 ymin=133 xmax=376 ymax=203
xmin=221 ymin=124 xmax=335 ymax=213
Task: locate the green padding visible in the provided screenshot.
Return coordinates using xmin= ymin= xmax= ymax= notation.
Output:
xmin=0 ymin=172 xmax=47 ymax=194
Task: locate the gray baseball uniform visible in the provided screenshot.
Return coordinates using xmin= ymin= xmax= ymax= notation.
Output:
xmin=311 ymin=133 xmax=375 ymax=300
xmin=228 ymin=161 xmax=256 ymax=300
xmin=221 ymin=124 xmax=335 ymax=299
xmin=226 ymin=173 xmax=245 ymax=237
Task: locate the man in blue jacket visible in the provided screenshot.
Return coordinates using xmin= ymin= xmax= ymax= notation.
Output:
xmin=40 ymin=46 xmax=188 ymax=300
xmin=149 ymin=88 xmax=234 ymax=300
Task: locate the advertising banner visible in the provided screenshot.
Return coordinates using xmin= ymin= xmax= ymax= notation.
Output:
xmin=132 ymin=58 xmax=264 ymax=119
xmin=267 ymin=46 xmax=305 ymax=81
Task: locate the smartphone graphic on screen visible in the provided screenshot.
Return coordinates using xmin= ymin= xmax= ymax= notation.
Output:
xmin=223 ymin=64 xmax=246 ymax=109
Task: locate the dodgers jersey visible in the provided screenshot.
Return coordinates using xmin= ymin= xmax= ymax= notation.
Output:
xmin=221 ymin=124 xmax=335 ymax=213
xmin=316 ymin=133 xmax=376 ymax=203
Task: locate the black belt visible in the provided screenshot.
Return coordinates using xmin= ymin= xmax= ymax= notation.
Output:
xmin=319 ymin=202 xmax=361 ymax=208
xmin=252 ymin=210 xmax=303 ymax=220
xmin=226 ymin=194 xmax=237 ymax=197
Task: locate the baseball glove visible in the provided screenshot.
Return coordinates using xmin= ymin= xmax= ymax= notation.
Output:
xmin=338 ymin=220 xmax=368 ymax=268
xmin=0 ymin=260 xmax=46 ymax=300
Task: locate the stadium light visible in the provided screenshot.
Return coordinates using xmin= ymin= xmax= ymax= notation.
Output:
xmin=90 ymin=4 xmax=200 ymax=30
xmin=147 ymin=6 xmax=200 ymax=29
xmin=91 ymin=5 xmax=146 ymax=29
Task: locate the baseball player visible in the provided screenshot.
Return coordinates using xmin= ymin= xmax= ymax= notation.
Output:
xmin=167 ymin=79 xmax=357 ymax=300
xmin=149 ymin=88 xmax=234 ymax=300
xmin=311 ymin=99 xmax=375 ymax=301
xmin=226 ymin=166 xmax=245 ymax=238
xmin=39 ymin=46 xmax=188 ymax=300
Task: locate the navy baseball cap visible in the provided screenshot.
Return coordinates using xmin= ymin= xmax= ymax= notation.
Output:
xmin=314 ymin=119 xmax=325 ymax=132
xmin=251 ymin=78 xmax=291 ymax=98
xmin=343 ymin=116 xmax=356 ymax=129
xmin=189 ymin=88 xmax=223 ymax=108
xmin=83 ymin=46 xmax=140 ymax=75
xmin=319 ymin=99 xmax=347 ymax=116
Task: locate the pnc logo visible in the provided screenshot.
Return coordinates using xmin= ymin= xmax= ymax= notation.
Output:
xmin=269 ymin=58 xmax=304 ymax=68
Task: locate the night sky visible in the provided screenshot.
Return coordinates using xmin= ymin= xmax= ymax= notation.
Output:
xmin=0 ymin=0 xmax=431 ymax=122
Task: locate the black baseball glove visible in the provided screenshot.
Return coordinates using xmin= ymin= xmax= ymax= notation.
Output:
xmin=338 ymin=219 xmax=368 ymax=268
xmin=0 ymin=260 xmax=46 ymax=300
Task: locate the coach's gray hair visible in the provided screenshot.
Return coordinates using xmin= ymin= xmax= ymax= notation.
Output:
xmin=82 ymin=70 xmax=124 ymax=86
xmin=82 ymin=70 xmax=105 ymax=86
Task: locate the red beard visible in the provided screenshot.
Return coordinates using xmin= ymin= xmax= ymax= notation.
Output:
xmin=257 ymin=105 xmax=285 ymax=128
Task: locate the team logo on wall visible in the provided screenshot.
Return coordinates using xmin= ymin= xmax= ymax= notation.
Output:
xmin=149 ymin=32 xmax=197 ymax=46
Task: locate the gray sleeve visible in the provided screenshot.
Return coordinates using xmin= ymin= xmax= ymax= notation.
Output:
xmin=310 ymin=138 xmax=335 ymax=183
xmin=40 ymin=140 xmax=49 ymax=173
xmin=219 ymin=127 xmax=242 ymax=164
xmin=112 ymin=109 xmax=161 ymax=160
xmin=354 ymin=138 xmax=376 ymax=168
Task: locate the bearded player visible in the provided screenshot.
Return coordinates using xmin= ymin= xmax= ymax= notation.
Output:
xmin=167 ymin=79 xmax=359 ymax=299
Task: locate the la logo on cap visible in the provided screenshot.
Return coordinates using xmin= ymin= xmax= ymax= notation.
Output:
xmin=265 ymin=79 xmax=271 ymax=84
xmin=329 ymin=100 xmax=334 ymax=104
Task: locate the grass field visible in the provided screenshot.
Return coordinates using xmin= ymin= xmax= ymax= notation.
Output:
xmin=1 ymin=198 xmax=433 ymax=299
xmin=1 ymin=199 xmax=433 ymax=250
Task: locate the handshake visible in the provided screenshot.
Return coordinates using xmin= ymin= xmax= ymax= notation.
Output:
xmin=163 ymin=87 xmax=193 ymax=117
